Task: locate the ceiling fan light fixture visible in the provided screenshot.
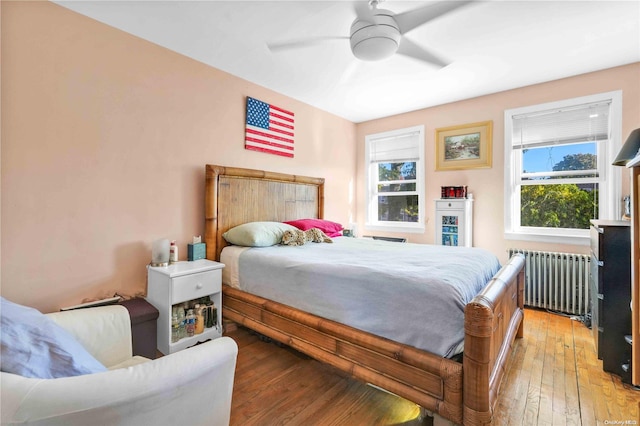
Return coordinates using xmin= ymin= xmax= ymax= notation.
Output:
xmin=350 ymin=11 xmax=400 ymax=61
xmin=351 ymin=37 xmax=399 ymax=61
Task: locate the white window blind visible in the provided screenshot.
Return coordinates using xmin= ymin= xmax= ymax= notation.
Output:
xmin=512 ymin=101 xmax=611 ymax=149
xmin=368 ymin=131 xmax=420 ymax=163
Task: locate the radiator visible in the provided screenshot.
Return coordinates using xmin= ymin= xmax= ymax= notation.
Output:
xmin=508 ymin=249 xmax=591 ymax=316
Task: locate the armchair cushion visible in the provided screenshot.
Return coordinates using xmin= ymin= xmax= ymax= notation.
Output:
xmin=46 ymin=304 xmax=133 ymax=367
xmin=0 ymin=297 xmax=107 ymax=379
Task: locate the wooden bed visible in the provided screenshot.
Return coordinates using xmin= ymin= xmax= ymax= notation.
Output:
xmin=204 ymin=164 xmax=525 ymax=425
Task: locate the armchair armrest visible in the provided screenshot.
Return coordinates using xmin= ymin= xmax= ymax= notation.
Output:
xmin=46 ymin=305 xmax=133 ymax=368
xmin=1 ymin=336 xmax=238 ymax=426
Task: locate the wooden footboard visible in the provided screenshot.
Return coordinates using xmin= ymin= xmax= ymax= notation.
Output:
xmin=222 ymin=254 xmax=525 ymax=425
xmin=223 ymin=286 xmax=465 ymax=423
xmin=463 ymin=253 xmax=525 ymax=425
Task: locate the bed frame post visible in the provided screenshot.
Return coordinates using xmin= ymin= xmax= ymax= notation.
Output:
xmin=463 ymin=302 xmax=494 ymax=425
xmin=205 ymin=164 xmax=224 ymax=261
xmin=516 ymin=267 xmax=525 ymax=339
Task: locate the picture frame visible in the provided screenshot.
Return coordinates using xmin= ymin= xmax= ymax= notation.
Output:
xmin=435 ymin=121 xmax=493 ymax=171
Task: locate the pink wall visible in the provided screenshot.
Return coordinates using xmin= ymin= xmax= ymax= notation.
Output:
xmin=1 ymin=2 xmax=356 ymax=312
xmin=355 ymin=63 xmax=640 ymax=262
xmin=3 ymin=2 xmax=638 ymax=313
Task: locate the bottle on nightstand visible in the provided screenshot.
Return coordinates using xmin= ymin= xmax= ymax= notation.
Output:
xmin=171 ymin=314 xmax=180 ymax=343
xmin=169 ymin=240 xmax=178 ymax=263
xmin=194 ymin=304 xmax=205 ymax=334
xmin=186 ymin=309 xmax=195 ymax=337
xmin=176 ymin=307 xmax=186 ymax=339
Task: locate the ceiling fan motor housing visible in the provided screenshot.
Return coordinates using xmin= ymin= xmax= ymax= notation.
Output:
xmin=350 ymin=10 xmax=401 ymax=61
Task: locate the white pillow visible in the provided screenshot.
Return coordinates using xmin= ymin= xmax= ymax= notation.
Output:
xmin=0 ymin=297 xmax=107 ymax=379
xmin=223 ymin=221 xmax=297 ymax=247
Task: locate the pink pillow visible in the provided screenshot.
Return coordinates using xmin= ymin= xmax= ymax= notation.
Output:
xmin=284 ymin=219 xmax=343 ymax=238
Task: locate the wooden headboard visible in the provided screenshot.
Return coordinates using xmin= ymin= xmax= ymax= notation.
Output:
xmin=204 ymin=165 xmax=325 ymax=261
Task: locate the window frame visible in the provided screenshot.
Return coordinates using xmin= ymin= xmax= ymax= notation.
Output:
xmin=364 ymin=125 xmax=425 ymax=234
xmin=504 ymin=91 xmax=622 ymax=245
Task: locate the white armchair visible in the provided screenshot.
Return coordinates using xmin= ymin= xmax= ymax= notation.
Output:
xmin=1 ymin=305 xmax=238 ymax=426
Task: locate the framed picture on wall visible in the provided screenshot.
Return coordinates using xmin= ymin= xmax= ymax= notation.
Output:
xmin=435 ymin=121 xmax=493 ymax=171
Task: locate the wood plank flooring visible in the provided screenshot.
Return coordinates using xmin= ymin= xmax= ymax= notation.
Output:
xmin=225 ymin=309 xmax=640 ymax=425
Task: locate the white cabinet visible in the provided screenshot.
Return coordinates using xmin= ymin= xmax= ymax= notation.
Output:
xmin=146 ymin=259 xmax=225 ymax=355
xmin=435 ymin=199 xmax=473 ymax=247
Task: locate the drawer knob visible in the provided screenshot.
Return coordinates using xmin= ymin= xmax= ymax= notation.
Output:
xmin=196 ymin=283 xmax=203 ymax=289
xmin=448 ymin=203 xmax=452 ymax=207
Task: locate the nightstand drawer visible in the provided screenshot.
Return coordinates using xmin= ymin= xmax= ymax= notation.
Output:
xmin=171 ymin=269 xmax=221 ymax=304
xmin=436 ymin=200 xmax=466 ymax=210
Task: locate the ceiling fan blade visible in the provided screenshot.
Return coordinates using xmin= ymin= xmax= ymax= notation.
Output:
xmin=397 ymin=38 xmax=449 ymax=68
xmin=338 ymin=59 xmax=362 ymax=86
xmin=395 ymin=0 xmax=474 ymax=34
xmin=267 ymin=36 xmax=349 ymax=52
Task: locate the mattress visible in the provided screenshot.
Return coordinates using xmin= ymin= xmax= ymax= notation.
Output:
xmin=221 ymin=237 xmax=501 ymax=357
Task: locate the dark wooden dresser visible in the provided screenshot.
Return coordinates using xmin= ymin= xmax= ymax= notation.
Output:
xmin=589 ymin=219 xmax=632 ymax=384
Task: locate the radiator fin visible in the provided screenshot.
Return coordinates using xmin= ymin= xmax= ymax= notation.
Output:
xmin=508 ymin=249 xmax=590 ymax=316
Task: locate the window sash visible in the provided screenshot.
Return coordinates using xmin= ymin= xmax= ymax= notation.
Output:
xmin=377 ymin=178 xmax=417 ymax=185
xmin=520 ymin=178 xmax=600 ymax=187
xmin=373 ymin=166 xmax=418 ymax=196
xmin=376 ymin=176 xmax=417 ymax=193
xmin=377 ymin=191 xmax=419 ymax=197
xmin=521 ymin=169 xmax=599 ymax=181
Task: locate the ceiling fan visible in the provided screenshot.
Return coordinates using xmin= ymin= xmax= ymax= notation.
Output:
xmin=268 ymin=0 xmax=474 ymax=68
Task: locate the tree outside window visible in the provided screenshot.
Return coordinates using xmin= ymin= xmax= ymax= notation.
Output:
xmin=521 ymin=152 xmax=598 ymax=229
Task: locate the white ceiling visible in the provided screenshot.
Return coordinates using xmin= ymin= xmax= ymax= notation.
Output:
xmin=54 ymin=0 xmax=640 ymax=123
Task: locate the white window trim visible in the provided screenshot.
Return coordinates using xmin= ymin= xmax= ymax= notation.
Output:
xmin=504 ymin=90 xmax=622 ymax=246
xmin=365 ymin=125 xmax=425 ymax=234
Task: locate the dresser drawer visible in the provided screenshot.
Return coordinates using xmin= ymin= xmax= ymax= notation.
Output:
xmin=590 ymin=253 xmax=602 ymax=294
xmin=171 ymin=269 xmax=222 ymax=304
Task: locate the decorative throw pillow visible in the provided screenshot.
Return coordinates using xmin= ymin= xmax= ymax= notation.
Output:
xmin=284 ymin=219 xmax=344 ymax=238
xmin=223 ymin=221 xmax=297 ymax=247
xmin=0 ymin=297 xmax=107 ymax=379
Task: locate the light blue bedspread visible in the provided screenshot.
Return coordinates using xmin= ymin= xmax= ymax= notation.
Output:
xmin=231 ymin=237 xmax=501 ymax=357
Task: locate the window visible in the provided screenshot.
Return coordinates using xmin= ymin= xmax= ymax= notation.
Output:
xmin=504 ymin=91 xmax=622 ymax=245
xmin=365 ymin=125 xmax=425 ymax=233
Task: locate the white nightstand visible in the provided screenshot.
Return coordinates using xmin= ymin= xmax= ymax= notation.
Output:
xmin=146 ymin=259 xmax=225 ymax=355
xmin=434 ymin=198 xmax=473 ymax=247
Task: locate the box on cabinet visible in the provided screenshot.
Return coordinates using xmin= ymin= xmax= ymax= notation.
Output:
xmin=187 ymin=242 xmax=206 ymax=261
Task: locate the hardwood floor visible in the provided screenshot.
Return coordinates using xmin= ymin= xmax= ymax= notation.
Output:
xmin=225 ymin=309 xmax=640 ymax=425
xmin=493 ymin=309 xmax=638 ymax=425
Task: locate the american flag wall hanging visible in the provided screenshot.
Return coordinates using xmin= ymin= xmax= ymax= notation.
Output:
xmin=245 ymin=97 xmax=295 ymax=158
